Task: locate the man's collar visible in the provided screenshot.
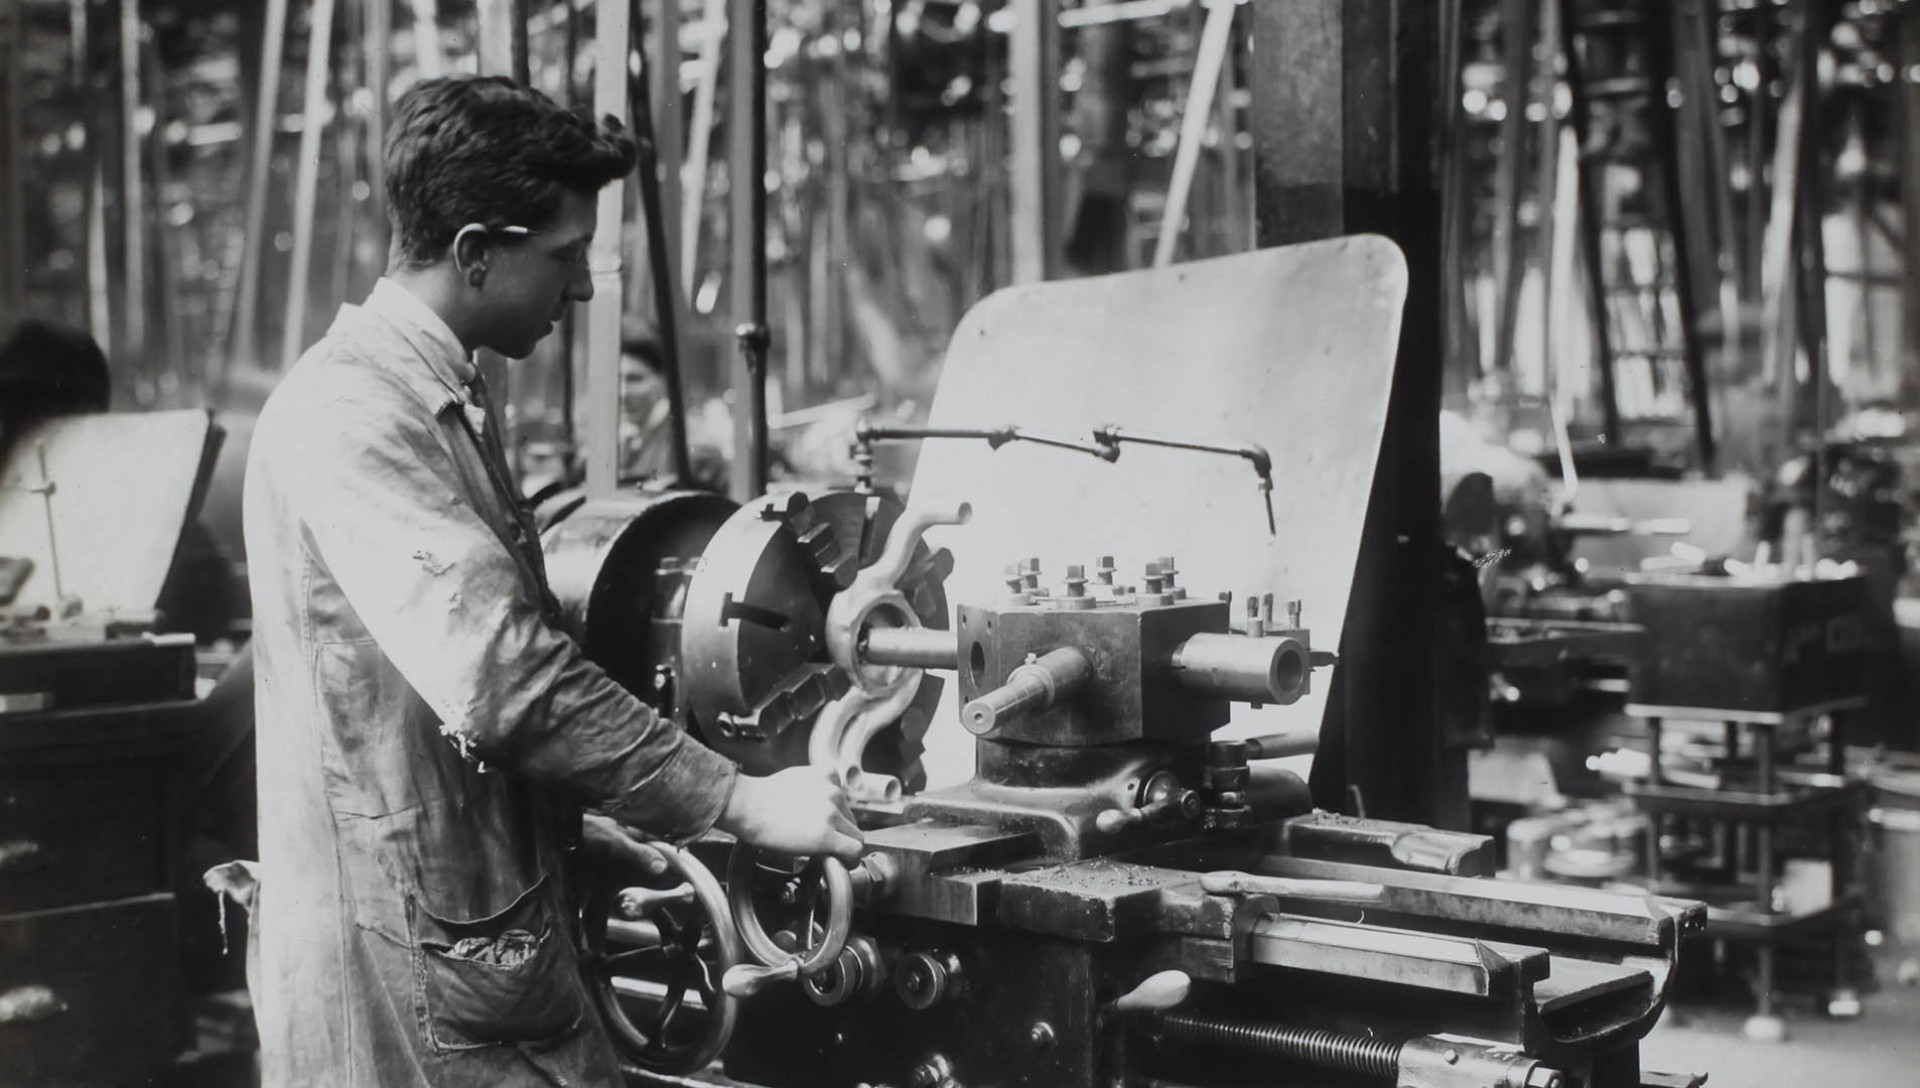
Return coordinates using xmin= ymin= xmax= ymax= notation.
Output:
xmin=358 ymin=277 xmax=479 ymax=400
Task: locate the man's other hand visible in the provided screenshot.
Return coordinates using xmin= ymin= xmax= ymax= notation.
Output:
xmin=717 ymin=765 xmax=864 ymax=863
xmin=582 ymin=812 xmax=673 ymax=876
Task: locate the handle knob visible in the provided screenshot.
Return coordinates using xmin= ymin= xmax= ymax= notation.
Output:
xmin=1107 ymin=970 xmax=1191 ymax=1015
xmin=722 ymin=957 xmax=802 ymax=998
xmin=0 ymin=839 xmax=47 ymax=873
xmin=616 ymin=883 xmax=696 ymax=918
xmin=0 ymin=986 xmax=66 ymax=1024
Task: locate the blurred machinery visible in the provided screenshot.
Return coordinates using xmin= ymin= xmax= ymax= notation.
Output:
xmin=1444 ymin=417 xmax=1881 ymax=1032
xmin=0 ymin=411 xmax=221 ymax=1083
xmin=541 ymin=470 xmax=1708 ymax=1087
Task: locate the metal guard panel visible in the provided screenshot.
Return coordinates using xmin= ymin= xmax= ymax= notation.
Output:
xmin=909 ymin=238 xmax=1407 ymax=784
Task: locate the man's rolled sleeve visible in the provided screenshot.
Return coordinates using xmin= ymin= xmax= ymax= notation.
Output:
xmin=602 ymin=741 xmax=739 ymax=843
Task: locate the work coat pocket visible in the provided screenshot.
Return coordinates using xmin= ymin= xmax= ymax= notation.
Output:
xmin=410 ymin=873 xmax=588 ymax=1053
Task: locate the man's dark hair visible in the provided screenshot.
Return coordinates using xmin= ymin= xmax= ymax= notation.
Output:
xmin=384 ymin=76 xmax=636 ymax=267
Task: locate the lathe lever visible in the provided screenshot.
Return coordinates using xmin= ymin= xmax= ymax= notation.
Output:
xmin=1200 ymin=870 xmax=1385 ymax=902
xmin=1106 ymin=970 xmax=1192 ymax=1015
xmin=617 ymin=884 xmax=697 ymax=918
xmin=722 ymin=957 xmax=803 ymax=998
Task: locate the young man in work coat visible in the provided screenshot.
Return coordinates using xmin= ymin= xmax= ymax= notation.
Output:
xmin=241 ymin=76 xmax=863 ymax=1085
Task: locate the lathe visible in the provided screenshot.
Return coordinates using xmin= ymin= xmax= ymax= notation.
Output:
xmin=538 ymin=480 xmax=1705 ymax=1088
xmin=531 ymin=243 xmax=1704 ymax=1088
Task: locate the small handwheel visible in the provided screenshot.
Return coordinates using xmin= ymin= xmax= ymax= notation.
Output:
xmin=726 ymin=846 xmax=853 ymax=979
xmin=581 ymin=844 xmax=743 ymax=1073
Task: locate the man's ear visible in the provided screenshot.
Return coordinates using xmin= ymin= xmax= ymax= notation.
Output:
xmin=452 ymin=224 xmax=491 ymax=288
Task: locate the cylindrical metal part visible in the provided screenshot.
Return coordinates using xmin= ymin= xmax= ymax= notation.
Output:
xmin=962 ymin=647 xmax=1093 ymax=735
xmin=1154 ymin=1012 xmax=1400 ymax=1078
xmin=1171 ymin=633 xmax=1310 ymax=705
xmin=1243 ymin=730 xmax=1319 ymax=760
xmin=862 ymin=626 xmax=959 ymax=670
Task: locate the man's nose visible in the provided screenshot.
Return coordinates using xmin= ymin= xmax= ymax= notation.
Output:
xmin=568 ymin=268 xmax=595 ymax=303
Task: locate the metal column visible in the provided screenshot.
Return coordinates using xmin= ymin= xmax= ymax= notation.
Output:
xmin=1010 ymin=0 xmax=1061 ymax=283
xmin=1 ymin=0 xmax=22 ymax=324
xmin=586 ymin=0 xmax=633 ymax=497
xmin=726 ymin=0 xmax=769 ymax=501
xmin=1250 ymin=0 xmax=1454 ymax=828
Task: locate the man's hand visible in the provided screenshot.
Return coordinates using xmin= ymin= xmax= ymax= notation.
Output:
xmin=716 ymin=765 xmax=864 ymax=863
xmin=581 ymin=812 xmax=673 ymax=877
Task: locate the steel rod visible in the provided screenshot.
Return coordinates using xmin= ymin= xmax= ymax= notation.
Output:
xmin=1010 ymin=0 xmax=1060 ymax=282
xmin=585 ymin=0 xmax=632 ymax=497
xmin=225 ymin=0 xmax=287 ymax=385
xmin=626 ymin=31 xmax=694 ymax=483
xmin=1153 ymin=0 xmax=1236 ymax=268
xmin=119 ymin=0 xmax=145 ymax=359
xmin=861 ymin=627 xmax=958 ymax=671
xmin=282 ymin=0 xmax=337 ymax=370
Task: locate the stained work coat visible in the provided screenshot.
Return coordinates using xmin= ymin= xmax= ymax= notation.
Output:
xmin=242 ymin=279 xmax=737 ymax=1085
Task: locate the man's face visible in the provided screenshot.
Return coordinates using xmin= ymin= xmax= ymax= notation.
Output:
xmin=621 ymin=354 xmax=664 ymax=420
xmin=476 ymin=190 xmax=597 ymax=359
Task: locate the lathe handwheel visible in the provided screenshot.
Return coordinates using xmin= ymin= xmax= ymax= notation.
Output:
xmin=726 ymin=847 xmax=854 ymax=978
xmin=580 ymin=844 xmax=742 ymax=1073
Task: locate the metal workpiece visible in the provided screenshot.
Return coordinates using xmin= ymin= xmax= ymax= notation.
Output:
xmin=861 ymin=626 xmax=960 ymax=670
xmin=1198 ymin=870 xmax=1384 ymax=902
xmin=961 ymin=646 xmax=1094 ymax=735
xmin=1169 ymin=631 xmax=1311 ymax=706
xmin=1278 ymin=812 xmax=1498 ymax=876
xmin=1241 ymin=913 xmax=1545 ymax=996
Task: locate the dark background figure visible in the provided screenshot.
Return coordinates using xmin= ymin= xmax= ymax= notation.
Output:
xmin=0 ymin=318 xmax=113 ymax=464
xmin=0 ymin=317 xmax=257 ymax=993
xmin=619 ymin=321 xmax=731 ymax=492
